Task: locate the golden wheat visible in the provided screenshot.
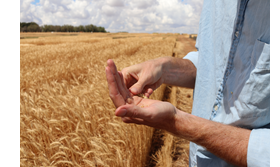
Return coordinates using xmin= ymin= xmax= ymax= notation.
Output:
xmin=20 ymin=33 xmax=178 ymax=167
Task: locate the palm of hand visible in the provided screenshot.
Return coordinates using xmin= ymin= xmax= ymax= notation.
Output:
xmin=117 ymin=96 xmax=176 ymax=129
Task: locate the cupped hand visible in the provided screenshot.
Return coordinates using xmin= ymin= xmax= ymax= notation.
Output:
xmin=106 ymin=59 xmax=177 ymax=130
xmin=116 ymin=97 xmax=177 ymax=130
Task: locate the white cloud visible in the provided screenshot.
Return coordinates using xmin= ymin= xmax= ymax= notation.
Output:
xmin=101 ymin=5 xmax=121 ymax=17
xmin=129 ymin=0 xmax=159 ymax=9
xmin=106 ymin=0 xmax=124 ymax=7
xmin=20 ymin=0 xmax=203 ymax=33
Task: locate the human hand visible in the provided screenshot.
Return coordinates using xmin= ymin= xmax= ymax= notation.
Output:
xmin=121 ymin=57 xmax=167 ymax=97
xmin=106 ymin=59 xmax=177 ymax=130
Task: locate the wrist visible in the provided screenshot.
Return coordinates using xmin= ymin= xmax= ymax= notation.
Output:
xmin=172 ymin=109 xmax=203 ymax=142
xmin=172 ymin=109 xmax=192 ymax=139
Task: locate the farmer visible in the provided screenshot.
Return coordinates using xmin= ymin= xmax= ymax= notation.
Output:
xmin=105 ymin=0 xmax=270 ymax=166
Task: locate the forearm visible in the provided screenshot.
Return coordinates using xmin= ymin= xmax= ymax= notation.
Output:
xmin=160 ymin=57 xmax=196 ymax=89
xmin=172 ymin=110 xmax=250 ymax=167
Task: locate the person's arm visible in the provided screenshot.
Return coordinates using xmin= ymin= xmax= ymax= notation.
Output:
xmin=106 ymin=59 xmax=250 ymax=167
xmin=117 ymin=100 xmax=250 ymax=167
xmin=119 ymin=106 xmax=250 ymax=167
xmin=162 ymin=57 xmax=197 ymax=88
xmin=173 ymin=110 xmax=250 ymax=167
xmin=120 ymin=56 xmax=197 ymax=96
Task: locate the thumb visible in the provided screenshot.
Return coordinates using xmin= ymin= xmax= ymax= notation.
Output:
xmin=129 ymin=79 xmax=146 ymax=95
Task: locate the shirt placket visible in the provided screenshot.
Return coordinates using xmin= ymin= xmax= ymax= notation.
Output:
xmin=209 ymin=0 xmax=249 ymax=121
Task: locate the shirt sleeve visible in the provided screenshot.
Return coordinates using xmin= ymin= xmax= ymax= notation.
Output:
xmin=247 ymin=128 xmax=270 ymax=167
xmin=183 ymin=51 xmax=199 ymax=69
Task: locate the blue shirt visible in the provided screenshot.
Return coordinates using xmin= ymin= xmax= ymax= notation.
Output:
xmin=184 ymin=0 xmax=270 ymax=166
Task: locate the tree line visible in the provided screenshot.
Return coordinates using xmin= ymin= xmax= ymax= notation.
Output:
xmin=20 ymin=22 xmax=107 ymax=33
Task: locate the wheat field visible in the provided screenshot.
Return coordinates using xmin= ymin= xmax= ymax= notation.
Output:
xmin=20 ymin=32 xmax=196 ymax=167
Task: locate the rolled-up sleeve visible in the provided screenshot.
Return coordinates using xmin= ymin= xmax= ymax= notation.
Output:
xmin=247 ymin=128 xmax=270 ymax=167
xmin=183 ymin=51 xmax=199 ymax=69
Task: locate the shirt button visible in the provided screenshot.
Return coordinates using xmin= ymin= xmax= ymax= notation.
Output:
xmin=235 ymin=31 xmax=239 ymax=37
xmin=214 ymin=105 xmax=218 ymax=111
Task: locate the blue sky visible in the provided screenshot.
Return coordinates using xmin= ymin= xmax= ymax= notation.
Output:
xmin=31 ymin=0 xmax=40 ymax=5
xmin=20 ymin=0 xmax=203 ymax=33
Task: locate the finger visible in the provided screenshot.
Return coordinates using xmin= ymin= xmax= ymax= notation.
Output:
xmin=118 ymin=71 xmax=134 ymax=100
xmin=107 ymin=59 xmax=133 ymax=104
xmin=148 ymin=77 xmax=164 ymax=91
xmin=121 ymin=117 xmax=156 ymax=128
xmin=106 ymin=67 xmax=126 ymax=107
xmin=130 ymin=75 xmax=164 ymax=95
xmin=129 ymin=79 xmax=147 ymax=95
xmin=142 ymin=87 xmax=154 ymax=98
xmin=142 ymin=77 xmax=164 ymax=97
xmin=115 ymin=104 xmax=152 ymax=120
xmin=121 ymin=117 xmax=145 ymax=124
xmin=121 ymin=69 xmax=138 ymax=89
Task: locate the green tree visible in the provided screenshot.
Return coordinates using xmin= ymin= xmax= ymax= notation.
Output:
xmin=85 ymin=24 xmax=93 ymax=32
xmin=78 ymin=25 xmax=85 ymax=32
xmin=21 ymin=22 xmax=107 ymax=33
xmin=97 ymin=26 xmax=106 ymax=33
xmin=20 ymin=22 xmax=40 ymax=32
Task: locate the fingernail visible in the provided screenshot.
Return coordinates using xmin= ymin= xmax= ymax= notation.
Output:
xmin=130 ymin=88 xmax=138 ymax=94
xmin=117 ymin=109 xmax=127 ymax=117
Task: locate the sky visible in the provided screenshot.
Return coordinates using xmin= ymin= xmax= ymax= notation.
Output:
xmin=20 ymin=0 xmax=204 ymax=33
